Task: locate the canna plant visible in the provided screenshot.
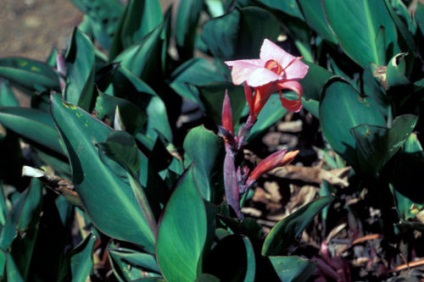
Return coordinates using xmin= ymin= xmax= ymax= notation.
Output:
xmin=0 ymin=0 xmax=423 ymax=281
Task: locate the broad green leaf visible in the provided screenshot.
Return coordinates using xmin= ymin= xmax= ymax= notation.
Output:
xmin=385 ymin=0 xmax=417 ymax=57
xmin=70 ymin=233 xmax=96 ymax=282
xmin=51 ymin=94 xmax=156 ymax=253
xmin=169 ymin=58 xmax=230 ymax=104
xmin=386 ymin=53 xmax=410 ymax=88
xmin=268 ymin=256 xmax=316 ymax=281
xmin=257 ymin=0 xmax=304 ymax=20
xmin=112 ymin=67 xmax=172 ymax=142
xmin=0 ymin=107 xmax=63 ymax=155
xmin=175 ymin=0 xmax=205 ymax=60
xmin=201 ymin=7 xmax=280 ymax=60
xmin=114 ymin=22 xmax=164 ymax=86
xmin=110 ymin=0 xmax=163 ymax=59
xmin=97 ymin=131 xmax=141 ymax=177
xmin=302 ymin=61 xmax=333 ymax=101
xmin=0 ymin=58 xmax=59 ymax=93
xmin=323 ymin=0 xmax=400 ymax=67
xmin=157 ymin=168 xmax=210 ymax=282
xmin=14 ymin=179 xmax=42 ymax=232
xmin=94 ymin=91 xmax=147 ymax=135
xmin=203 ymin=235 xmax=255 ymax=282
xmin=71 ymin=0 xmax=124 ymax=51
xmin=183 ymin=126 xmax=223 ymax=200
xmin=64 ymin=28 xmax=95 ymax=111
xmin=0 ymin=80 xmax=19 ymax=107
xmin=248 ymin=94 xmax=287 ymax=141
xmin=319 ymin=79 xmax=386 ymax=167
xmin=297 ymin=0 xmax=337 ymax=44
xmin=351 ymin=114 xmax=417 ymax=176
xmin=262 ymin=196 xmax=334 ymax=256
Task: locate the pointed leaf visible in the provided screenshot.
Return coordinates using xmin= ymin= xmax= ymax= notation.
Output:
xmin=64 ymin=28 xmax=95 ymax=111
xmin=0 ymin=58 xmax=59 ymax=93
xmin=157 ymin=168 xmax=210 ymax=281
xmin=201 ymin=7 xmax=280 ymax=60
xmin=114 ymin=23 xmax=164 ymax=86
xmin=268 ymin=256 xmax=316 ymax=281
xmin=257 ymin=0 xmax=304 ymax=20
xmin=51 ymin=94 xmax=156 ymax=253
xmin=262 ymin=196 xmax=334 ymax=256
xmin=323 ymin=0 xmax=400 ymax=66
xmin=320 ymin=79 xmax=386 ymax=167
xmin=71 ymin=233 xmax=97 ymax=281
xmin=297 ymin=0 xmax=337 ymax=44
xmin=351 ymin=114 xmax=418 ymax=176
xmin=183 ymin=126 xmax=223 ymax=200
xmin=0 ymin=107 xmax=63 ymax=154
xmin=175 ymin=0 xmax=205 ymax=60
xmin=110 ymin=0 xmax=163 ymax=58
xmin=0 ymin=80 xmax=19 ymax=107
xmin=71 ymin=0 xmax=124 ymax=51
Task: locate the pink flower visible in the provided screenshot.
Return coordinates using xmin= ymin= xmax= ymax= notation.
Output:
xmin=246 ymin=150 xmax=299 ymax=187
xmin=225 ymin=39 xmax=309 ymax=117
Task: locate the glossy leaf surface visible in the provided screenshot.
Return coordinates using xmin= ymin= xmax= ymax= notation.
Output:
xmin=51 ymin=94 xmax=156 ymax=253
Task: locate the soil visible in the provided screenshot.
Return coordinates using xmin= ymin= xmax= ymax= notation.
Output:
xmin=0 ymin=0 xmax=173 ymax=59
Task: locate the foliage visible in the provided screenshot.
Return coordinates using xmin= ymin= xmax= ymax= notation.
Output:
xmin=0 ymin=0 xmax=423 ymax=281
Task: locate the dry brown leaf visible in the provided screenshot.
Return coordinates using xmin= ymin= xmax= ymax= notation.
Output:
xmin=271 ymin=165 xmax=351 ymax=187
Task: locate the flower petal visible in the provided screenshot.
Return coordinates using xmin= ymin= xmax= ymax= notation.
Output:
xmin=284 ymin=59 xmax=309 ymax=80
xmin=277 ymin=80 xmax=303 ymax=112
xmin=246 ymin=68 xmax=281 ymax=87
xmin=224 ymin=59 xmax=263 ymax=85
xmin=260 ymin=39 xmax=298 ymax=70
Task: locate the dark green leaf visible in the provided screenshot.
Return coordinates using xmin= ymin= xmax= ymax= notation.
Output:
xmin=109 ymin=246 xmax=160 ymax=276
xmin=198 ymin=82 xmax=246 ymax=129
xmin=114 ymin=23 xmax=164 ymax=86
xmin=320 ymin=79 xmax=386 ymax=167
xmin=6 ymin=253 xmax=23 ymax=282
xmin=156 ymin=168 xmax=210 ymax=281
xmin=262 ymin=196 xmax=334 ymax=256
xmin=248 ymin=94 xmax=287 ymax=141
xmin=175 ymin=0 xmax=205 ymax=60
xmin=51 ymin=94 xmax=156 ymax=253
xmin=169 ymin=58 xmax=230 ymax=104
xmin=201 ymin=7 xmax=280 ymax=60
xmin=97 ymin=131 xmax=141 ymax=179
xmin=268 ymin=256 xmax=316 ymax=281
xmin=94 ymin=91 xmax=146 ymax=135
xmin=71 ymin=0 xmax=124 ymax=51
xmin=257 ymin=0 xmax=304 ymax=20
xmin=0 ymin=107 xmax=63 ymax=155
xmin=64 ymin=28 xmax=95 ymax=111
xmin=183 ymin=126 xmax=223 ymax=200
xmin=0 ymin=80 xmax=19 ymax=107
xmin=0 ymin=58 xmax=59 ymax=93
xmin=351 ymin=114 xmax=417 ymax=176
xmin=110 ymin=0 xmax=163 ymax=59
xmin=297 ymin=0 xmax=337 ymax=44
xmin=323 ymin=0 xmax=400 ymax=67
xmin=70 ymin=233 xmax=97 ymax=281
